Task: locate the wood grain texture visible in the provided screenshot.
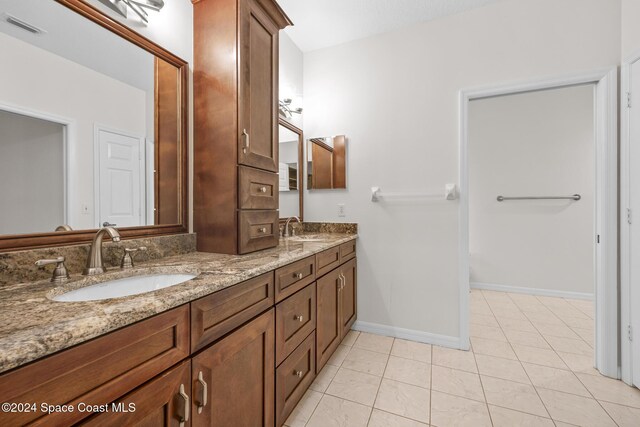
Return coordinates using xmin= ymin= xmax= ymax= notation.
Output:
xmin=316 ymin=268 xmax=342 ymax=372
xmin=238 ymin=166 xmax=279 ymax=210
xmin=192 ymin=309 xmax=275 ymax=427
xmin=238 ymin=210 xmax=279 ymax=254
xmin=274 ymin=255 xmax=315 ymax=302
xmin=316 ymin=246 xmax=341 ymax=277
xmin=340 ymin=258 xmax=358 ymax=337
xmin=275 ymin=283 xmax=316 ymax=365
xmin=332 ymin=135 xmax=347 ymax=189
xmin=81 ymin=360 xmax=192 ymax=427
xmin=339 ymin=240 xmax=357 ymax=263
xmin=0 ymin=305 xmax=189 ymax=426
xmin=276 ymin=331 xmax=316 ymax=427
xmin=191 ymin=271 xmax=274 ymax=352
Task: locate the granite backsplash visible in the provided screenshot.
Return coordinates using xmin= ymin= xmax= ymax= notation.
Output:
xmin=0 ymin=233 xmax=196 ymax=287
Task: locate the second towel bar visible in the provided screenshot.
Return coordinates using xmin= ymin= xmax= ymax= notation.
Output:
xmin=497 ymin=194 xmax=581 ymax=202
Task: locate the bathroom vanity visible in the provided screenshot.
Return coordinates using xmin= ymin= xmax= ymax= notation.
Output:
xmin=0 ymin=234 xmax=357 ymax=427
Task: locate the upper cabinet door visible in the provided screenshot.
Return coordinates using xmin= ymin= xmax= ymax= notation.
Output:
xmin=238 ymin=0 xmax=279 ymax=172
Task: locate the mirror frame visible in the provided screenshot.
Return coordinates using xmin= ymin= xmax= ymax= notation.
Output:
xmin=0 ymin=0 xmax=189 ymax=252
xmin=278 ymin=118 xmax=304 ymax=223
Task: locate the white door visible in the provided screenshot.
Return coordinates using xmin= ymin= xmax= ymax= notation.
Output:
xmin=630 ymin=61 xmax=640 ymax=387
xmin=97 ymin=129 xmax=143 ymax=228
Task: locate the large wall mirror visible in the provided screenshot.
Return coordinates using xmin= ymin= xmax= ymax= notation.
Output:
xmin=278 ymin=119 xmax=303 ymax=220
xmin=0 ymin=0 xmax=188 ymax=251
xmin=307 ymin=135 xmax=347 ymax=189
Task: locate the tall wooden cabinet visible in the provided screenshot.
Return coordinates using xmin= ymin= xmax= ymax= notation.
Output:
xmin=194 ymin=0 xmax=292 ymax=254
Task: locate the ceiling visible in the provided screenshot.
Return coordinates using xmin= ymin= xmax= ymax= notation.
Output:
xmin=277 ymin=0 xmax=503 ymax=52
xmin=0 ymin=0 xmax=153 ymax=92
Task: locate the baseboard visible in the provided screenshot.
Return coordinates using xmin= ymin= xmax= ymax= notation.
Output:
xmin=352 ymin=320 xmax=463 ymax=350
xmin=470 ymin=282 xmax=594 ymax=300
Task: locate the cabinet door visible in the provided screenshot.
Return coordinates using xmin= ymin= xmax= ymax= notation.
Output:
xmin=340 ymin=259 xmax=358 ymax=338
xmin=82 ymin=361 xmax=191 ymax=427
xmin=316 ymin=268 xmax=342 ymax=372
xmin=192 ymin=309 xmax=275 ymax=427
xmin=238 ymin=0 xmax=279 ymax=172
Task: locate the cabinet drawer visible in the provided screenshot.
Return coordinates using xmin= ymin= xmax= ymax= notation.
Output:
xmin=275 ymin=255 xmax=315 ymax=302
xmin=191 ymin=271 xmax=274 ymax=352
xmin=275 ymin=283 xmax=316 ymax=365
xmin=339 ymin=240 xmax=356 ymax=262
xmin=239 ymin=210 xmax=279 ymax=254
xmin=238 ymin=166 xmax=278 ymax=210
xmin=316 ymin=246 xmax=340 ymax=277
xmin=0 ymin=305 xmax=189 ymax=427
xmin=276 ymin=332 xmax=316 ymax=427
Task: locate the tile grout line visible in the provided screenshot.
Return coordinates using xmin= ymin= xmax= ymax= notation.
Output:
xmin=480 ymin=290 xmax=554 ymax=421
xmin=466 ymin=300 xmax=496 ymax=427
xmin=528 ymin=294 xmax=621 ymax=421
xmin=366 ymin=335 xmax=392 ymax=426
xmin=515 ymin=292 xmax=619 ymax=426
xmin=429 ymin=341 xmax=433 ymax=426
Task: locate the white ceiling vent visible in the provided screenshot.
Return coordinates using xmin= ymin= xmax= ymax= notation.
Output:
xmin=2 ymin=13 xmax=47 ymax=36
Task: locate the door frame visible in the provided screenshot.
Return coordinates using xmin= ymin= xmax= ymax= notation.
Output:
xmin=621 ymin=51 xmax=640 ymax=386
xmin=0 ymin=101 xmax=73 ymax=227
xmin=458 ymin=68 xmax=619 ymax=377
xmin=93 ymin=124 xmax=146 ymax=228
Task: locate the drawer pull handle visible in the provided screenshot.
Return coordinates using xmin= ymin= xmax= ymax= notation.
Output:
xmin=177 ymin=383 xmax=189 ymax=426
xmin=258 ymin=186 xmax=267 ymax=193
xmin=294 ymin=315 xmax=304 ymax=322
xmin=196 ymin=371 xmax=208 ymax=414
xmin=242 ymin=129 xmax=250 ymax=153
xmin=293 ymin=272 xmax=303 ymax=279
xmin=258 ymin=227 xmax=267 ymax=233
xmin=294 ymin=370 xmax=303 ymax=378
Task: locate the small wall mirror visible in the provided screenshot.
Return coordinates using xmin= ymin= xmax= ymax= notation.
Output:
xmin=307 ymin=135 xmax=347 ymax=190
xmin=0 ymin=0 xmax=188 ymax=250
xmin=279 ymin=119 xmax=303 ymax=219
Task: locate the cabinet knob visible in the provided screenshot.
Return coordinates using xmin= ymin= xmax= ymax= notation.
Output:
xmin=259 ymin=186 xmax=267 ymax=193
xmin=258 ymin=227 xmax=267 ymax=234
xmin=294 ymin=370 xmax=303 ymax=378
xmin=293 ymin=272 xmax=303 ymax=280
xmin=294 ymin=315 xmax=304 ymax=322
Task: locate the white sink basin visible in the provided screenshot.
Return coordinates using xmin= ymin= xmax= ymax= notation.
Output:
xmin=52 ymin=273 xmax=197 ymax=302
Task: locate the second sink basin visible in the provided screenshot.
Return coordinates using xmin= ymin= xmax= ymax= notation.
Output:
xmin=52 ymin=273 xmax=198 ymax=302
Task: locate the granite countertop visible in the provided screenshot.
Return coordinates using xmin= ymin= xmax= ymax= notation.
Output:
xmin=0 ymin=233 xmax=357 ymax=374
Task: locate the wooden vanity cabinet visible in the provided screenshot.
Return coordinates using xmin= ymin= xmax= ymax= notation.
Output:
xmin=191 ymin=309 xmax=275 ymax=427
xmin=316 ymin=250 xmax=358 ymax=372
xmin=193 ymin=0 xmax=292 ymax=255
xmin=81 ymin=361 xmax=192 ymax=427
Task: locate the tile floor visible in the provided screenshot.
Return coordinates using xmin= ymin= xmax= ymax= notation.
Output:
xmin=284 ymin=289 xmax=640 ymax=427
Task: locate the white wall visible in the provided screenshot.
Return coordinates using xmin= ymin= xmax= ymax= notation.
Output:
xmin=279 ymin=32 xmax=304 ymax=130
xmin=88 ymin=0 xmax=195 ymax=231
xmin=303 ymin=0 xmax=620 ymax=339
xmin=0 ymin=32 xmax=147 ymax=230
xmin=469 ymin=85 xmax=595 ymax=295
xmin=0 ymin=111 xmax=65 ymax=234
xmin=622 ymin=0 xmax=640 ymax=59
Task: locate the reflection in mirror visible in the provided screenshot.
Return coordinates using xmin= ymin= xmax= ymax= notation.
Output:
xmin=278 ymin=120 xmax=303 ymax=219
xmin=0 ymin=0 xmax=183 ymax=236
xmin=307 ymin=135 xmax=347 ymax=190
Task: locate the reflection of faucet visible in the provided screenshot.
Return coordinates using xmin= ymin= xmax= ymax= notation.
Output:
xmin=55 ymin=225 xmax=73 ymax=232
xmin=83 ymin=227 xmax=121 ymax=276
xmin=283 ymin=216 xmax=301 ymax=237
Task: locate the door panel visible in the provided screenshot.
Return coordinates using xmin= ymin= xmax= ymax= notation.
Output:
xmin=316 ymin=268 xmax=341 ymax=372
xmin=340 ymin=259 xmax=357 ymax=338
xmin=630 ymin=61 xmax=640 ymax=387
xmin=192 ymin=309 xmax=275 ymax=427
xmin=238 ymin=0 xmax=278 ymax=172
xmin=98 ymin=129 xmax=142 ymax=228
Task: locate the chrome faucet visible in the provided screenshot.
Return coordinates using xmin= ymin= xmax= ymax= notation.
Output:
xmin=83 ymin=227 xmax=121 ymax=276
xmin=283 ymin=216 xmax=301 ymax=237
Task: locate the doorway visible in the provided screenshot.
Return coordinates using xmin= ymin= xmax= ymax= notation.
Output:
xmin=459 ymin=69 xmax=618 ymax=378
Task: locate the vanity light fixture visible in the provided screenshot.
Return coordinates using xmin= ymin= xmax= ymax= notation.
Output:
xmin=97 ymin=0 xmax=165 ymax=24
xmin=279 ymin=98 xmax=303 ymax=118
